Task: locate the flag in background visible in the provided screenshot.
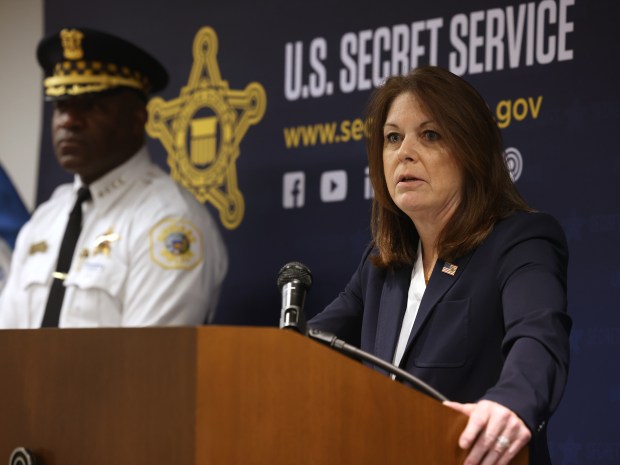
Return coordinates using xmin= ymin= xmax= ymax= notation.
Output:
xmin=0 ymin=163 xmax=30 ymax=249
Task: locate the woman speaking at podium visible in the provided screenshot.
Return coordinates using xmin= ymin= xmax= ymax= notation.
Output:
xmin=309 ymin=66 xmax=571 ymax=465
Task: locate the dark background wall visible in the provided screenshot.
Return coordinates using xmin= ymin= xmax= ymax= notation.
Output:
xmin=37 ymin=1 xmax=620 ymax=463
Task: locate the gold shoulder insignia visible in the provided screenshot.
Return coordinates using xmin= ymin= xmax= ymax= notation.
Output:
xmin=149 ymin=218 xmax=203 ymax=270
xmin=29 ymin=241 xmax=48 ymax=255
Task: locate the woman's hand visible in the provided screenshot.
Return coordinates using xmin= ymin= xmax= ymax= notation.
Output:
xmin=443 ymin=399 xmax=531 ymax=465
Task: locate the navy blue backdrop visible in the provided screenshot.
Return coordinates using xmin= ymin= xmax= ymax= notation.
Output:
xmin=37 ymin=1 xmax=620 ymax=463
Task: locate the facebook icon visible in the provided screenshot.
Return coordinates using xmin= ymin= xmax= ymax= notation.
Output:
xmin=283 ymin=172 xmax=305 ymax=209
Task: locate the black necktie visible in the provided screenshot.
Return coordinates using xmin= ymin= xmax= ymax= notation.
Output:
xmin=41 ymin=186 xmax=91 ymax=327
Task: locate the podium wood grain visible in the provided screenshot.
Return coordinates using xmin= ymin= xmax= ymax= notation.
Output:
xmin=0 ymin=326 xmax=527 ymax=465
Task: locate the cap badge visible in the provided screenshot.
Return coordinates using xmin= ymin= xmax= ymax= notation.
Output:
xmin=60 ymin=29 xmax=84 ymax=60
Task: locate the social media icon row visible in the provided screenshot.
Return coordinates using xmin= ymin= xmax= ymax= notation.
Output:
xmin=282 ymin=148 xmax=522 ymax=209
xmin=283 ymin=169 xmax=373 ymax=208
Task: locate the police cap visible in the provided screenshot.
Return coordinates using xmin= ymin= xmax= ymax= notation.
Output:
xmin=37 ymin=27 xmax=169 ymax=100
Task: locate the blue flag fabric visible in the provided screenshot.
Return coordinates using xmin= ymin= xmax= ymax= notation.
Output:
xmin=0 ymin=164 xmax=30 ymax=249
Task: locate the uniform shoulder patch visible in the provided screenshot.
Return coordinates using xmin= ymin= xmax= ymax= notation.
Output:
xmin=149 ymin=218 xmax=203 ymax=270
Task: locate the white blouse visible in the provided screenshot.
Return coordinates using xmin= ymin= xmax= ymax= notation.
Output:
xmin=392 ymin=242 xmax=426 ymax=367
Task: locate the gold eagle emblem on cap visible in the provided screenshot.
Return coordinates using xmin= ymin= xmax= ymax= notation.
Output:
xmin=60 ymin=29 xmax=84 ymax=60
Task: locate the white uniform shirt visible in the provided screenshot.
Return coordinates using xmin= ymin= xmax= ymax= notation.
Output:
xmin=0 ymin=147 xmax=227 ymax=328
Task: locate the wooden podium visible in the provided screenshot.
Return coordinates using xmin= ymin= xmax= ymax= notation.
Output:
xmin=0 ymin=326 xmax=527 ymax=464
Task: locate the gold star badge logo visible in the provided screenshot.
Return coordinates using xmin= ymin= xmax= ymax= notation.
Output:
xmin=146 ymin=27 xmax=267 ymax=229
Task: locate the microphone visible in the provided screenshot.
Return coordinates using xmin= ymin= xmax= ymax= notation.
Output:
xmin=277 ymin=261 xmax=312 ymax=334
xmin=275 ymin=261 xmax=447 ymax=402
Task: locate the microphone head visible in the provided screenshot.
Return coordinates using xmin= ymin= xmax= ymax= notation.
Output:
xmin=277 ymin=261 xmax=313 ymax=290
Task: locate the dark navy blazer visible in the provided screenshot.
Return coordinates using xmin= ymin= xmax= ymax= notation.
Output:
xmin=309 ymin=211 xmax=571 ymax=465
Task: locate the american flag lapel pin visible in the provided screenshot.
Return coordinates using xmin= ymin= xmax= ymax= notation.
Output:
xmin=441 ymin=262 xmax=458 ymax=276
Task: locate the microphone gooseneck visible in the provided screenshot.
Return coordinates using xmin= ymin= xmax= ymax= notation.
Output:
xmin=276 ymin=261 xmax=448 ymax=402
xmin=307 ymin=328 xmax=448 ymax=402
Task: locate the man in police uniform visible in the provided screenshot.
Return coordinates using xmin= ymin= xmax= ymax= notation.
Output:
xmin=0 ymin=28 xmax=227 ymax=327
